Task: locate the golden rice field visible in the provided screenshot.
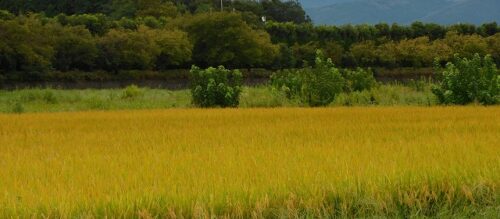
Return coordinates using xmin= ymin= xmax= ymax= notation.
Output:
xmin=0 ymin=107 xmax=499 ymax=218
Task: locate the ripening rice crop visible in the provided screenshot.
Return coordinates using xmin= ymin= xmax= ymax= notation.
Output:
xmin=0 ymin=107 xmax=498 ymax=218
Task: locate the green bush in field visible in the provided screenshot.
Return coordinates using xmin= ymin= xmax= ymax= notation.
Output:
xmin=408 ymin=78 xmax=429 ymax=92
xmin=342 ymin=68 xmax=377 ymax=92
xmin=301 ymin=50 xmax=345 ymax=107
xmin=12 ymin=102 xmax=24 ymax=114
xmin=43 ymin=89 xmax=58 ymax=104
xmin=122 ymin=84 xmax=143 ymax=99
xmin=190 ymin=65 xmax=242 ymax=108
xmin=0 ymin=10 xmax=14 ymax=20
xmin=432 ymin=54 xmax=499 ymax=105
xmin=270 ymin=69 xmax=302 ymax=99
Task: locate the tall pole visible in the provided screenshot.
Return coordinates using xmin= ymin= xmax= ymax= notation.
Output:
xmin=221 ymin=0 xmax=223 ymax=12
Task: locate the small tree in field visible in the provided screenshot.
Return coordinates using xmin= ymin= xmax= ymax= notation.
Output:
xmin=432 ymin=54 xmax=499 ymax=105
xmin=301 ymin=50 xmax=345 ymax=107
xmin=342 ymin=68 xmax=377 ymax=92
xmin=190 ymin=65 xmax=242 ymax=108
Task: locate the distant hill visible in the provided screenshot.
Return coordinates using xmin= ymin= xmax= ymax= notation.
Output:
xmin=299 ymin=0 xmax=500 ymax=25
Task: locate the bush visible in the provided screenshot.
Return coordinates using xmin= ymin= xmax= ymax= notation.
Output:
xmin=12 ymin=102 xmax=24 ymax=114
xmin=270 ymin=51 xmax=347 ymax=106
xmin=432 ymin=54 xmax=499 ymax=105
xmin=86 ymin=96 xmax=110 ymax=110
xmin=301 ymin=51 xmax=345 ymax=107
xmin=342 ymin=68 xmax=377 ymax=92
xmin=407 ymin=78 xmax=430 ymax=92
xmin=43 ymin=89 xmax=58 ymax=104
xmin=0 ymin=10 xmax=14 ymax=20
xmin=270 ymin=69 xmax=302 ymax=98
xmin=190 ymin=65 xmax=242 ymax=108
xmin=122 ymin=84 xmax=143 ymax=99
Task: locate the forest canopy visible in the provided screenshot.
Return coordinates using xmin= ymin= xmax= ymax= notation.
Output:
xmin=0 ymin=1 xmax=499 ymax=79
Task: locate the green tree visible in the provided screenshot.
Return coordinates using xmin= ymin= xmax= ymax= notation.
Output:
xmin=185 ymin=12 xmax=278 ymax=68
xmin=342 ymin=68 xmax=376 ymax=92
xmin=375 ymin=41 xmax=397 ymax=67
xmin=350 ymin=41 xmax=377 ymax=67
xmin=136 ymin=0 xmax=177 ymax=18
xmin=292 ymin=42 xmax=319 ymax=67
xmin=261 ymin=0 xmax=310 ymax=24
xmin=322 ymin=41 xmax=344 ymax=66
xmin=56 ymin=13 xmax=111 ymax=35
xmin=0 ymin=10 xmax=14 ymax=20
xmin=432 ymin=54 xmax=499 ymax=105
xmin=487 ymin=33 xmax=500 ymax=65
xmin=272 ymin=43 xmax=296 ymax=69
xmin=0 ymin=18 xmax=53 ymax=74
xmin=479 ymin=22 xmax=498 ymax=36
xmin=190 ymin=65 xmax=242 ymax=108
xmin=51 ymin=25 xmax=98 ymax=71
xmin=301 ymin=50 xmax=345 ymax=107
xmin=0 ymin=0 xmax=111 ymax=16
xmin=145 ymin=28 xmax=192 ymax=69
xmin=97 ymin=27 xmax=158 ymax=71
xmin=394 ymin=37 xmax=434 ymax=67
xmin=443 ymin=32 xmax=489 ymax=59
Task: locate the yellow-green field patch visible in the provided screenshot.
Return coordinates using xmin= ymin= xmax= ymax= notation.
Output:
xmin=0 ymin=107 xmax=499 ymax=217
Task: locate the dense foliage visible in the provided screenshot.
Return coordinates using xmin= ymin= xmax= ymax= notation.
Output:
xmin=182 ymin=12 xmax=277 ymax=68
xmin=270 ymin=69 xmax=302 ymax=99
xmin=342 ymin=68 xmax=376 ymax=92
xmin=0 ymin=0 xmax=309 ymax=23
xmin=266 ymin=21 xmax=499 ymax=45
xmin=300 ymin=51 xmax=344 ymax=107
xmin=270 ymin=51 xmax=377 ymax=107
xmin=190 ymin=65 xmax=242 ymax=107
xmin=432 ymin=54 xmax=499 ymax=105
xmin=0 ymin=1 xmax=500 ymax=81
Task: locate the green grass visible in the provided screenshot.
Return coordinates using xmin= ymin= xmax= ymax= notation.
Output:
xmin=0 ymin=88 xmax=191 ymax=113
xmin=0 ymin=84 xmax=437 ymax=113
xmin=333 ymin=83 xmax=437 ymax=106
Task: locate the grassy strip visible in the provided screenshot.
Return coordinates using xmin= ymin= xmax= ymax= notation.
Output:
xmin=0 ymin=84 xmax=437 ymax=113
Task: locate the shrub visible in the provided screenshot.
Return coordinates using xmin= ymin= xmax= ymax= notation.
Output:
xmin=0 ymin=10 xmax=14 ymax=20
xmin=122 ymin=85 xmax=143 ymax=99
xmin=432 ymin=54 xmax=499 ymax=105
xmin=12 ymin=102 xmax=24 ymax=114
xmin=86 ymin=96 xmax=109 ymax=110
xmin=270 ymin=69 xmax=302 ymax=98
xmin=407 ymin=78 xmax=430 ymax=92
xmin=190 ymin=65 xmax=242 ymax=108
xmin=301 ymin=51 xmax=345 ymax=107
xmin=43 ymin=89 xmax=58 ymax=104
xmin=342 ymin=68 xmax=377 ymax=92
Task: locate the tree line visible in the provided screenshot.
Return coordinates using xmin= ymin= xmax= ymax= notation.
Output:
xmin=0 ymin=0 xmax=309 ymax=23
xmin=1 ymin=3 xmax=499 ymax=80
xmin=0 ymin=12 xmax=277 ymax=76
xmin=267 ymin=21 xmax=499 ymax=46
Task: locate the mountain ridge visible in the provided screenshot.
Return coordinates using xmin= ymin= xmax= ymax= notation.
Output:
xmin=299 ymin=0 xmax=500 ymax=25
